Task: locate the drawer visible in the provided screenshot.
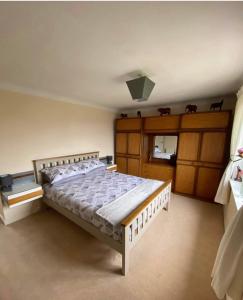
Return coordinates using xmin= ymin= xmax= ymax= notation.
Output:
xmin=142 ymin=163 xmax=174 ymax=181
xmin=5 ymin=190 xmax=43 ymax=208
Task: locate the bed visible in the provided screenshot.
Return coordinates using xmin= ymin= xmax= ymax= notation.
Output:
xmin=33 ymin=152 xmax=171 ymax=275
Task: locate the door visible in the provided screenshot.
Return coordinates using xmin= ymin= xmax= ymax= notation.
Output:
xmin=144 ymin=115 xmax=180 ymax=131
xmin=180 ymin=111 xmax=230 ymax=129
xmin=116 ymin=118 xmax=142 ymax=131
xmin=116 ymin=156 xmax=127 ymax=174
xmin=116 ymin=133 xmax=127 ymax=154
xmin=127 ymin=158 xmax=140 ymax=176
xmin=175 ymin=164 xmax=196 ymax=195
xmin=200 ymin=132 xmax=226 ymax=164
xmin=177 ymin=133 xmax=200 ymax=161
xmin=196 ymin=167 xmax=222 ymax=200
xmin=127 ymin=133 xmax=141 ymax=156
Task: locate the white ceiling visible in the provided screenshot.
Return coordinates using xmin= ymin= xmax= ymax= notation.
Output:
xmin=0 ymin=2 xmax=243 ymax=111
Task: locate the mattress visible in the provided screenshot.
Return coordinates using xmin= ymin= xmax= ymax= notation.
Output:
xmin=43 ymin=167 xmax=161 ymax=240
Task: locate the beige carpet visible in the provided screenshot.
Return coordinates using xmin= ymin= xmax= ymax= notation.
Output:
xmin=0 ymin=194 xmax=224 ymax=300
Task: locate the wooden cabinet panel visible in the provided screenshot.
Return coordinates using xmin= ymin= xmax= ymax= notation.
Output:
xmin=200 ymin=132 xmax=226 ymax=163
xmin=128 ymin=133 xmax=141 ymax=156
xmin=116 ymin=118 xmax=141 ymax=131
xmin=181 ymin=111 xmax=230 ymax=129
xmin=116 ymin=157 xmax=127 ymax=174
xmin=127 ymin=158 xmax=140 ymax=176
xmin=144 ymin=115 xmax=180 ymax=131
xmin=142 ymin=163 xmax=174 ymax=182
xmin=175 ymin=165 xmax=196 ymax=195
xmin=177 ymin=133 xmax=200 ymax=161
xmin=116 ymin=133 xmax=127 ymax=154
xmin=196 ymin=167 xmax=222 ymax=200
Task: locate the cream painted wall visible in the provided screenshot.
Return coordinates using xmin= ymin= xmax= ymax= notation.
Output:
xmin=0 ymin=90 xmax=116 ymax=174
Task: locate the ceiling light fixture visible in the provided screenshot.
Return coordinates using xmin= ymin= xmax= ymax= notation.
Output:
xmin=126 ymin=76 xmax=155 ymax=102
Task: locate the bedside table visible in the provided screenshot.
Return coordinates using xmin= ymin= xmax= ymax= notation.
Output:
xmin=0 ymin=182 xmax=43 ymax=225
xmin=106 ymin=164 xmax=117 ymax=172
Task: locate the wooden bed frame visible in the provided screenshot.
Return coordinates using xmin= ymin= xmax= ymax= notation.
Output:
xmin=33 ymin=151 xmax=171 ymax=275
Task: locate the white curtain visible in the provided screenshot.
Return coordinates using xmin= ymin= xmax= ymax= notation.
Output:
xmin=211 ymin=205 xmax=243 ymax=300
xmin=214 ymin=86 xmax=243 ymax=204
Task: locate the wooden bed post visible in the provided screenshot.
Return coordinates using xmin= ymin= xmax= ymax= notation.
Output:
xmin=122 ymin=225 xmax=130 ymax=276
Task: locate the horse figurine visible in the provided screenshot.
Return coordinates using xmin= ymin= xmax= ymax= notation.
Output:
xmin=158 ymin=107 xmax=171 ymax=116
xmin=120 ymin=113 xmax=128 ymax=118
xmin=185 ymin=104 xmax=197 ymax=113
xmin=210 ymin=100 xmax=223 ymax=111
xmin=137 ymin=111 xmax=142 ymax=118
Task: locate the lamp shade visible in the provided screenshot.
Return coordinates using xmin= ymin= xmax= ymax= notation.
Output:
xmin=126 ymin=76 xmax=155 ymax=102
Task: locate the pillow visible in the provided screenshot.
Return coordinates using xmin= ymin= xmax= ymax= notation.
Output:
xmin=41 ymin=163 xmax=84 ymax=184
xmin=41 ymin=159 xmax=105 ymax=183
xmin=76 ymin=159 xmax=105 ymax=174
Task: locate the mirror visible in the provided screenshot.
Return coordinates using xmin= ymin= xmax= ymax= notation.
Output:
xmin=153 ymin=135 xmax=178 ymax=161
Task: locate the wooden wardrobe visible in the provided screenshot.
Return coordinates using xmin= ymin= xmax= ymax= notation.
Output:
xmin=175 ymin=111 xmax=231 ymax=201
xmin=115 ymin=110 xmax=231 ymax=202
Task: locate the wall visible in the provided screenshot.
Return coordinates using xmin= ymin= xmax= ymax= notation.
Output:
xmin=0 ymin=90 xmax=116 ymax=174
xmin=119 ymin=94 xmax=237 ymax=117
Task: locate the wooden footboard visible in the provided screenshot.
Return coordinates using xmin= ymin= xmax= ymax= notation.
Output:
xmin=121 ymin=180 xmax=171 ymax=275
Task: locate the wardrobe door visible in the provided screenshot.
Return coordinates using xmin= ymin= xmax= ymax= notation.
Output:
xmin=127 ymin=158 xmax=140 ymax=176
xmin=116 ymin=157 xmax=127 ymax=174
xmin=177 ymin=133 xmax=200 ymax=161
xmin=116 ymin=118 xmax=141 ymax=131
xmin=196 ymin=167 xmax=222 ymax=200
xmin=181 ymin=111 xmax=230 ymax=129
xmin=127 ymin=133 xmax=141 ymax=156
xmin=175 ymin=165 xmax=196 ymax=195
xmin=144 ymin=115 xmax=180 ymax=131
xmin=200 ymin=132 xmax=226 ymax=164
xmin=116 ymin=133 xmax=127 ymax=154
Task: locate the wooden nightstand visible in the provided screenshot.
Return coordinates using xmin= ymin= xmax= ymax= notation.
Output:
xmin=106 ymin=164 xmax=117 ymax=172
xmin=0 ymin=182 xmax=43 ymax=225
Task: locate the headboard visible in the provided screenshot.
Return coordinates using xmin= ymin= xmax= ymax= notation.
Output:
xmin=33 ymin=151 xmax=99 ymax=184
